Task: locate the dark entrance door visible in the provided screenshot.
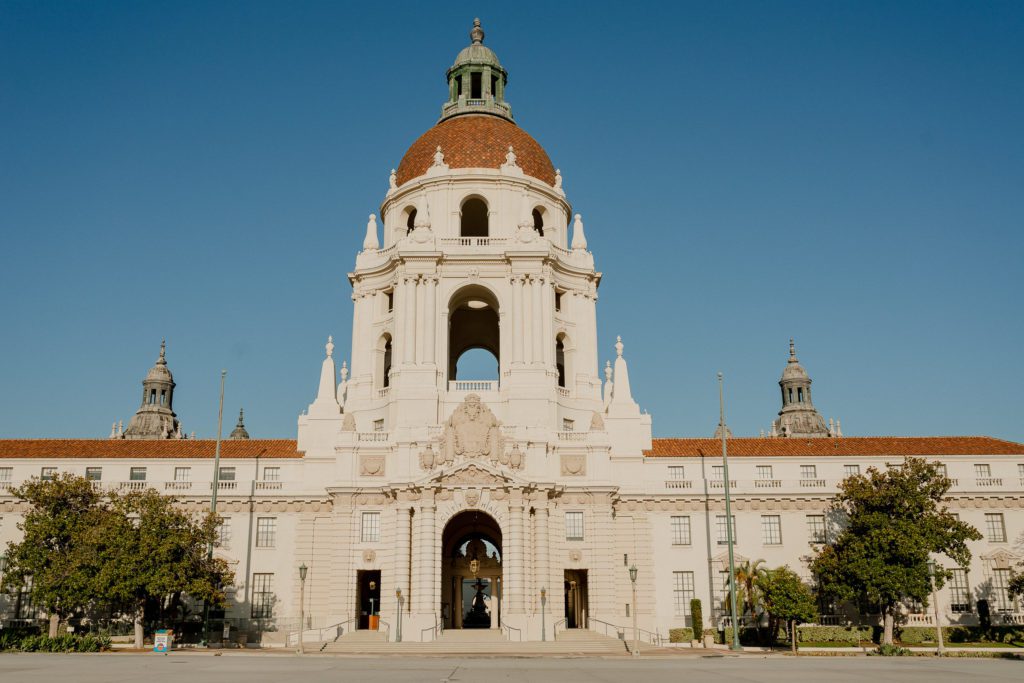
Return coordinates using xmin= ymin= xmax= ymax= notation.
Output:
xmin=356 ymin=570 xmax=381 ymax=629
xmin=564 ymin=569 xmax=589 ymax=628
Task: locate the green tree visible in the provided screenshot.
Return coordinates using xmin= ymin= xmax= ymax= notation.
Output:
xmin=732 ymin=559 xmax=768 ymax=621
xmin=94 ymin=490 xmax=234 ymax=648
xmin=760 ymin=566 xmax=818 ymax=651
xmin=0 ymin=474 xmax=110 ymax=636
xmin=811 ymin=457 xmax=981 ymax=645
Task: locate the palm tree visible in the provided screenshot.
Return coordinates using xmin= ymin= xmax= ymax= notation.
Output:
xmin=730 ymin=559 xmax=768 ymax=639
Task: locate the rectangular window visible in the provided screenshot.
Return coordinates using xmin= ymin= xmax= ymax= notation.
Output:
xmin=949 ymin=568 xmax=971 ymax=613
xmin=673 ymin=571 xmax=695 ymax=617
xmin=217 ymin=519 xmax=231 ymax=550
xmin=129 ymin=467 xmax=147 ymax=481
xmin=716 ymin=515 xmax=736 ymax=545
xmin=85 ymin=467 xmax=102 ymax=481
xmin=671 ymin=516 xmax=691 ymax=545
xmin=361 ymin=512 xmax=381 ymax=543
xmin=219 ymin=467 xmax=236 ymax=481
xmin=263 ymin=467 xmax=280 ymax=481
xmin=761 ymin=515 xmax=782 ymax=545
xmin=562 ymin=418 xmax=575 ymax=432
xmin=1018 ymin=463 xmax=1024 ymax=478
xmin=386 ymin=291 xmax=394 ymax=313
xmin=935 ymin=463 xmax=947 ymax=477
xmin=174 ymin=467 xmax=191 ymax=482
xmin=373 ymin=419 xmax=385 ymax=432
xmin=565 ymin=511 xmax=584 ymax=541
xmin=40 ymin=467 xmax=56 ymax=481
xmin=711 ymin=465 xmax=724 ymax=481
xmin=554 ymin=292 xmax=562 ymax=312
xmin=807 ymin=514 xmax=827 ymax=543
xmin=844 ymin=464 xmax=860 ymax=477
xmin=667 ymin=466 xmax=686 ymax=480
xmin=974 ymin=464 xmax=991 ymax=478
xmin=251 ymin=573 xmax=274 ymax=619
xmin=756 ymin=465 xmax=773 ymax=479
xmin=801 ymin=465 xmax=817 ymax=479
xmin=0 ymin=467 xmax=12 ymax=482
xmin=256 ymin=517 xmax=277 ymax=548
xmin=985 ymin=513 xmax=1006 ymax=542
xmin=993 ymin=568 xmax=1013 ymax=612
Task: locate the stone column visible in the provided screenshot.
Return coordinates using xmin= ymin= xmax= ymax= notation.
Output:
xmin=535 ymin=503 xmax=550 ymax=614
xmin=521 ymin=276 xmax=533 ymax=364
xmin=424 ymin=276 xmax=437 ymax=365
xmin=415 ymin=276 xmax=425 ymax=363
xmin=507 ymin=494 xmax=525 ymax=613
xmin=404 ymin=275 xmax=417 ymax=364
xmin=542 ymin=278 xmax=554 ymax=368
xmin=394 ymin=277 xmax=406 ymax=369
xmin=394 ymin=502 xmax=412 ymax=614
xmin=414 ymin=501 xmax=436 ymax=615
xmin=511 ymin=276 xmax=523 ymax=363
xmin=531 ymin=275 xmax=543 ymax=364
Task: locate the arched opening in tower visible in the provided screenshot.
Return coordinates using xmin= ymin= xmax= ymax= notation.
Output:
xmin=460 ymin=198 xmax=489 ymax=238
xmin=376 ymin=333 xmax=392 ymax=389
xmin=441 ymin=510 xmax=502 ymax=630
xmin=532 ymin=208 xmax=544 ymax=237
xmin=448 ymin=285 xmax=500 ymax=382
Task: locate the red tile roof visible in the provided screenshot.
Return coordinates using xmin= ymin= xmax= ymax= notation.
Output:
xmin=396 ymin=115 xmax=556 ymax=186
xmin=0 ymin=439 xmax=302 ymax=459
xmin=644 ymin=436 xmax=1024 ymax=458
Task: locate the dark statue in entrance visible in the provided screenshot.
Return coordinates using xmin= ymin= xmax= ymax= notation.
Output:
xmin=464 ymin=578 xmax=491 ymax=628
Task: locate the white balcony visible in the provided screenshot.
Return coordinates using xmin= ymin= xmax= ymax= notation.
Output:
xmin=448 ymin=380 xmax=499 ymax=393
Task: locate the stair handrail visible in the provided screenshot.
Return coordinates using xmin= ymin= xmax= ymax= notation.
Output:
xmin=377 ymin=619 xmax=390 ymax=643
xmin=588 ymin=616 xmax=663 ymax=646
xmin=286 ymin=616 xmax=356 ymax=648
xmin=552 ymin=618 xmax=567 ymax=640
xmin=500 ymin=618 xmax=522 ymax=642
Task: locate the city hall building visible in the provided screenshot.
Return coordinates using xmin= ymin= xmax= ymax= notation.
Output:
xmin=1 ymin=20 xmax=1022 ymax=647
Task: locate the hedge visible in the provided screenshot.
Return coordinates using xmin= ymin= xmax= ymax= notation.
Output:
xmin=796 ymin=624 xmax=1024 ymax=646
xmin=797 ymin=625 xmax=874 ymax=644
xmin=669 ymin=627 xmax=718 ymax=643
xmin=0 ymin=632 xmax=112 ymax=653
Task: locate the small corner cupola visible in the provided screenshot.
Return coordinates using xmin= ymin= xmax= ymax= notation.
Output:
xmin=439 ymin=18 xmax=513 ymax=123
xmin=230 ymin=408 xmax=250 ymax=440
xmin=772 ymin=338 xmax=829 ymax=438
xmin=124 ymin=339 xmax=183 ymax=440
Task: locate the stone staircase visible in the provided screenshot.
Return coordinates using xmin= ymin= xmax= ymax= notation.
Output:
xmin=316 ymin=627 xmax=628 ymax=655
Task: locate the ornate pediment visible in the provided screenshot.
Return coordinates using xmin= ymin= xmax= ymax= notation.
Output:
xmin=981 ymin=549 xmax=1019 ymax=569
xmin=435 ymin=463 xmax=511 ymax=486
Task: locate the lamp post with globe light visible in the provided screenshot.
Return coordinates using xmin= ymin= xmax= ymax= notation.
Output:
xmin=298 ymin=563 xmax=308 ymax=654
xmin=927 ymin=560 xmax=945 ymax=656
xmin=629 ymin=565 xmax=639 ymax=656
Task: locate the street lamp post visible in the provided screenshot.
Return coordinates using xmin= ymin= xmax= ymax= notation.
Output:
xmin=719 ymin=372 xmax=742 ymax=651
xmin=298 ymin=563 xmax=308 ymax=655
xmin=202 ymin=369 xmax=227 ymax=647
xmin=927 ymin=560 xmax=945 ymax=656
xmin=541 ymin=587 xmax=547 ymax=641
xmin=396 ymin=588 xmax=403 ymax=642
xmin=629 ymin=565 xmax=639 ymax=657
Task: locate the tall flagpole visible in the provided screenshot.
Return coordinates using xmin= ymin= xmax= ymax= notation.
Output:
xmin=719 ymin=372 xmax=741 ymax=651
xmin=203 ymin=369 xmax=227 ymax=646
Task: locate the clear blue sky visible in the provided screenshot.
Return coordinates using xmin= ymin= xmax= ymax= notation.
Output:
xmin=1 ymin=1 xmax=1022 ymax=441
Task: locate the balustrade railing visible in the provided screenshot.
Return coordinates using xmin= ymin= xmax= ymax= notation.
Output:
xmin=708 ymin=480 xmax=737 ymax=489
xmin=976 ymin=477 xmax=1003 ymax=487
xmin=377 ymin=387 xmax=391 ymax=399
xmin=164 ymin=481 xmax=192 ymax=491
xmin=255 ymin=480 xmax=283 ymax=491
xmin=556 ymin=431 xmax=587 ymax=442
xmin=800 ymin=479 xmax=827 ymax=488
xmin=448 ymin=380 xmax=499 ymax=392
xmin=358 ymin=432 xmax=391 ymax=442
xmin=556 ymin=387 xmax=570 ymax=398
xmin=755 ymin=479 xmax=782 ymax=488
xmin=211 ymin=480 xmax=237 ymax=490
xmin=117 ymin=481 xmax=148 ymax=492
xmin=665 ymin=480 xmax=693 ymax=489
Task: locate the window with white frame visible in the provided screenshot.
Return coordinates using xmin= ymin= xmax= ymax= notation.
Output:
xmin=129 ymin=467 xmax=147 ymax=481
xmin=985 ymin=513 xmax=1006 ymax=542
xmin=761 ymin=515 xmax=782 ymax=545
xmin=263 ymin=466 xmax=281 ymax=481
xmin=251 ymin=573 xmax=274 ymax=618
xmin=673 ymin=571 xmax=695 ymax=617
xmin=373 ymin=419 xmax=385 ymax=432
xmin=85 ymin=467 xmax=102 ymax=481
xmin=361 ymin=512 xmax=381 ymax=542
xmin=218 ymin=467 xmax=236 ymax=481
xmin=974 ymin=464 xmax=991 ymax=478
xmin=562 ymin=418 xmax=575 ymax=432
xmin=671 ymin=516 xmax=691 ymax=545
xmin=800 ymin=465 xmax=817 ymax=479
xmin=565 ymin=511 xmax=584 ymax=541
xmin=256 ymin=517 xmax=277 ymax=548
xmin=1018 ymin=463 xmax=1024 ymax=479
xmin=935 ymin=463 xmax=947 ymax=477
xmin=806 ymin=514 xmax=826 ymax=543
xmin=0 ymin=467 xmax=11 ymax=482
xmin=716 ymin=515 xmax=736 ymax=545
xmin=756 ymin=465 xmax=773 ymax=479
xmin=174 ymin=467 xmax=191 ymax=482
xmin=843 ymin=464 xmax=860 ymax=477
xmin=40 ymin=467 xmax=56 ymax=481
xmin=668 ymin=466 xmax=685 ymax=480
xmin=711 ymin=465 xmax=724 ymax=480
xmin=993 ymin=568 xmax=1013 ymax=612
xmin=217 ymin=519 xmax=231 ymax=550
xmin=949 ymin=568 xmax=971 ymax=613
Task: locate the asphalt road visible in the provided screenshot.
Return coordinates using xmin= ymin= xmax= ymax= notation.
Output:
xmin=0 ymin=653 xmax=1021 ymax=682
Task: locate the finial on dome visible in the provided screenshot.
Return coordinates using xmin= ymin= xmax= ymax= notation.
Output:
xmin=363 ymin=214 xmax=380 ymax=250
xmin=604 ymin=360 xmax=613 ymax=381
xmin=340 ymin=360 xmax=349 ymax=382
xmin=326 ymin=335 xmax=335 ymax=358
xmin=615 ymin=335 xmax=624 ymax=358
xmin=230 ymin=408 xmax=250 ymax=439
xmin=789 ymin=337 xmax=797 ymax=360
xmin=388 ymin=168 xmax=398 ymax=191
xmin=554 ymin=169 xmax=563 ymax=191
xmin=433 ymin=145 xmax=445 ymax=167
xmin=571 ymin=214 xmax=588 ymax=250
xmin=158 ymin=339 xmax=167 ymax=364
xmin=470 ymin=17 xmax=484 ymax=44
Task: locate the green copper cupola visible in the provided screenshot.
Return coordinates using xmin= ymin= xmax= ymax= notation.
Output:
xmin=439 ymin=18 xmax=513 ymax=123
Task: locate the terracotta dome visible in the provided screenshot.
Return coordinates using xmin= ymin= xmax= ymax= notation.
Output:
xmin=396 ymin=115 xmax=556 ymax=187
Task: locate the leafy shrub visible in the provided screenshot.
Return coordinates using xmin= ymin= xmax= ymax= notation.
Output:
xmin=797 ymin=625 xmax=873 ymax=644
xmin=718 ymin=627 xmax=760 ymax=646
xmin=691 ymin=599 xmax=704 ymax=639
xmin=895 ymin=626 xmax=937 ymax=644
xmin=0 ymin=633 xmax=110 ymax=652
xmin=874 ymin=644 xmax=910 ymax=656
xmin=669 ymin=628 xmax=694 ymax=643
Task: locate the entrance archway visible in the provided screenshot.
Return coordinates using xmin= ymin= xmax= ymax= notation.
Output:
xmin=441 ymin=510 xmax=502 ymax=630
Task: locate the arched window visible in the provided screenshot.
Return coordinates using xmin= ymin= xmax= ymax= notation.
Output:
xmin=797 ymin=387 xmax=804 ymax=403
xmin=448 ymin=286 xmax=500 ymax=382
xmin=376 ymin=334 xmax=393 ymax=389
xmin=460 ymin=198 xmax=489 ymax=237
xmin=532 ymin=208 xmax=544 ymax=237
xmin=788 ymin=388 xmax=794 ymax=404
xmin=556 ymin=337 xmax=566 ymax=387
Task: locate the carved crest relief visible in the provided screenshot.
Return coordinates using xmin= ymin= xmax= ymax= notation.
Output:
xmin=441 ymin=394 xmax=504 ymax=465
xmin=360 ymin=454 xmax=385 ymax=477
xmin=561 ymin=454 xmax=586 ymax=476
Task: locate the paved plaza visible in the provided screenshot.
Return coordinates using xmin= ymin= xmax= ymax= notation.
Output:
xmin=0 ymin=654 xmax=1022 ymax=683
